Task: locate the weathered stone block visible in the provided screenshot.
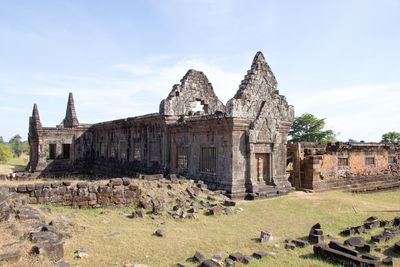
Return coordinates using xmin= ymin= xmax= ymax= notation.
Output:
xmin=31 ymin=240 xmax=64 ymax=261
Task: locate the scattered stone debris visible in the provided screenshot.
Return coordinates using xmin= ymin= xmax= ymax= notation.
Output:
xmin=310 ymin=216 xmax=400 ymax=266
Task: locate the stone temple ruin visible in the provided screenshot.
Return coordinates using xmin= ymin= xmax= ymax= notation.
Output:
xmin=26 ymin=52 xmax=295 ymax=199
xmin=25 ymin=51 xmax=400 ymax=198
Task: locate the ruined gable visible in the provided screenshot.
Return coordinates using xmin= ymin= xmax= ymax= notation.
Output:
xmin=159 ymin=69 xmax=226 ymax=116
xmin=226 ymin=52 xmax=294 ymax=143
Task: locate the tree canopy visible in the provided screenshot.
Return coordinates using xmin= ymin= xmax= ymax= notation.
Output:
xmin=381 ymin=131 xmax=400 ymax=143
xmin=289 ymin=113 xmax=335 ymax=142
xmin=0 ymin=134 xmax=29 ymax=158
xmin=0 ymin=144 xmax=13 ymax=162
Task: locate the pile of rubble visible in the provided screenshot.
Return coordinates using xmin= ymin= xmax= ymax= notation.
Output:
xmin=131 ymin=175 xmax=239 ymax=220
xmin=0 ymin=185 xmax=73 ymax=266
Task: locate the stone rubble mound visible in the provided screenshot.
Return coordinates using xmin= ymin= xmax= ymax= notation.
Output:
xmin=0 ymin=185 xmax=72 ymax=266
xmin=130 ymin=176 xmax=239 ymax=220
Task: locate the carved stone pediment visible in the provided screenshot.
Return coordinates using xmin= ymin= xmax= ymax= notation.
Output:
xmin=226 ymin=52 xmax=294 ymax=143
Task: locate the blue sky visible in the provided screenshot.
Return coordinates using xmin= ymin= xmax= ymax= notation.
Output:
xmin=0 ymin=0 xmax=399 ymax=142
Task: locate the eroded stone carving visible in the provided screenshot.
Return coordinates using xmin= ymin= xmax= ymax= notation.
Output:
xmin=160 ymin=69 xmax=225 ymax=116
xmin=226 ymin=52 xmax=294 ymax=143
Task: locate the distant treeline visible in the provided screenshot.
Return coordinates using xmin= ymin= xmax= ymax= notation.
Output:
xmin=0 ymin=135 xmax=29 ymax=162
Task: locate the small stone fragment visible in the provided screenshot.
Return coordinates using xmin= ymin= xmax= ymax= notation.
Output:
xmin=104 ymin=232 xmax=120 ymax=238
xmin=253 ymin=251 xmax=267 ymax=259
xmin=382 ymin=257 xmax=393 ymax=266
xmin=155 ymin=229 xmax=164 ymax=237
xmin=193 ymin=251 xmax=206 ymax=263
xmin=260 ymin=231 xmax=273 ymax=243
xmin=344 ymin=236 xmax=366 ymax=247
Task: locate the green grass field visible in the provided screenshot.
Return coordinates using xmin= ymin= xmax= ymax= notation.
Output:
xmin=0 ymin=154 xmax=28 ymax=175
xmin=37 ymin=190 xmax=400 ymax=267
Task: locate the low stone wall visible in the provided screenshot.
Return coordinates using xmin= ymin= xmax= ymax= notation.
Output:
xmin=5 ymin=178 xmax=141 ymax=208
xmin=312 ymin=175 xmax=400 ymax=192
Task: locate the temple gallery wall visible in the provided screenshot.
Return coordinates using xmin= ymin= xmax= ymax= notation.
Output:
xmin=25 ymin=52 xmax=400 ymax=199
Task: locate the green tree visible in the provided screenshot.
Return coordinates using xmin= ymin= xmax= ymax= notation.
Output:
xmin=381 ymin=131 xmax=400 ymax=143
xmin=289 ymin=113 xmax=335 ymax=142
xmin=0 ymin=144 xmax=13 ymax=162
xmin=0 ymin=136 xmax=3 ymax=143
xmin=9 ymin=134 xmax=23 ymax=157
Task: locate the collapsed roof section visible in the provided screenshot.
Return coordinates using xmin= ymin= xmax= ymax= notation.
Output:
xmin=159 ymin=69 xmax=226 ymax=117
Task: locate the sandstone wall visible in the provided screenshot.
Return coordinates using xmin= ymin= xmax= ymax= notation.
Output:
xmin=6 ymin=178 xmax=141 ymax=208
xmin=288 ymin=142 xmax=400 ymax=191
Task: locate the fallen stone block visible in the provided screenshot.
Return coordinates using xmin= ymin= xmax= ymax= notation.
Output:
xmin=309 ymin=223 xmax=324 ymax=244
xmin=392 ymin=217 xmax=400 ymax=226
xmin=314 ymin=243 xmax=380 ymax=267
xmin=260 ymin=231 xmax=273 ymax=243
xmin=355 ymin=244 xmax=372 ymax=253
xmin=104 ymin=232 xmax=120 ymax=238
xmin=344 ymin=236 xmax=366 ymax=247
xmin=361 ymin=254 xmax=380 ymax=262
xmin=328 ymin=241 xmax=359 ymax=257
xmin=382 ymin=256 xmax=393 ymax=266
xmin=225 ymin=258 xmax=235 ymax=266
xmin=201 ymin=259 xmax=219 ymax=267
xmin=241 ymin=255 xmax=252 ymax=264
xmin=252 ymin=251 xmax=267 ymax=259
xmin=285 ymin=243 xmax=296 ymax=250
xmin=394 ymin=241 xmax=400 ymax=254
xmin=132 ymin=209 xmax=144 ymax=218
xmin=223 ymin=200 xmax=236 ymax=207
xmin=371 ymin=234 xmax=386 ymax=243
xmin=0 ymin=251 xmax=21 ymax=264
xmin=193 ymin=251 xmax=206 ymax=263
xmin=365 ymin=216 xmax=378 ymax=222
xmin=155 ymin=229 xmax=164 ymax=237
xmin=292 ymin=239 xmax=310 ymax=248
xmin=379 ymin=220 xmax=391 ymax=227
xmin=340 ymin=228 xmax=354 ymax=236
xmin=207 ymin=205 xmax=222 ymax=216
xmin=30 ymin=231 xmax=59 ymax=243
xmin=31 ymin=240 xmax=65 ymax=262
xmin=229 ymin=252 xmax=244 ymax=262
xmin=364 ymin=221 xmax=379 ymax=229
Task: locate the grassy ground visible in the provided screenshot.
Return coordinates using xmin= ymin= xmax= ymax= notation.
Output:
xmin=34 ymin=190 xmax=400 ymax=267
xmin=0 ymin=154 xmax=29 ymax=175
